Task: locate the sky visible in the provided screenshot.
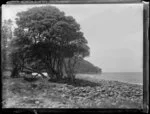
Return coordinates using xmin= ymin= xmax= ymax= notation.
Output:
xmin=2 ymin=3 xmax=143 ymax=72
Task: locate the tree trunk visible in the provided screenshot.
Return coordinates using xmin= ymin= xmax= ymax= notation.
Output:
xmin=70 ymin=74 xmax=75 ymax=83
xmin=11 ymin=66 xmax=19 ymax=78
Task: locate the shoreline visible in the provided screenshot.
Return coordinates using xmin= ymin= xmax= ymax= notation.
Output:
xmin=76 ymin=73 xmax=143 ymax=86
xmin=3 ymin=72 xmax=143 ymax=108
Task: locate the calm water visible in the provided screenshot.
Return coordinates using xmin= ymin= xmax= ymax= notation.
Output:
xmin=78 ymin=72 xmax=143 ymax=85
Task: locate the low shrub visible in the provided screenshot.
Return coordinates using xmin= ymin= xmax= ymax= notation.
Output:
xmin=23 ymin=74 xmax=39 ymax=82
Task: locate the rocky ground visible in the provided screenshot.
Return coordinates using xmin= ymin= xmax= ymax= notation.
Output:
xmin=2 ymin=72 xmax=143 ymax=108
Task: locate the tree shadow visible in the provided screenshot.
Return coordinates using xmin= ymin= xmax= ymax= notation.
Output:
xmin=49 ymin=78 xmax=101 ymax=87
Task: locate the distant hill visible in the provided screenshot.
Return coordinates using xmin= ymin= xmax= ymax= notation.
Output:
xmin=75 ymin=58 xmax=102 ymax=74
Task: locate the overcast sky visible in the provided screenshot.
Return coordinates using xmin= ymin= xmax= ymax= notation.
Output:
xmin=2 ymin=3 xmax=143 ymax=72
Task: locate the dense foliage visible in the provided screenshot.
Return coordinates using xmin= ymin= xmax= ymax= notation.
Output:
xmin=10 ymin=6 xmax=90 ymax=82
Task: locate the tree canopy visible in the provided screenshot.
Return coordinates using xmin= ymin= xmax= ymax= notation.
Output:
xmin=11 ymin=6 xmax=90 ymax=82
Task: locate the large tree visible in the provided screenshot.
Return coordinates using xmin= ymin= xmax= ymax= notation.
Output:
xmin=11 ymin=6 xmax=90 ymax=82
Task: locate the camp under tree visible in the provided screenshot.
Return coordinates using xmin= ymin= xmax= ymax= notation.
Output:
xmin=10 ymin=6 xmax=90 ymax=82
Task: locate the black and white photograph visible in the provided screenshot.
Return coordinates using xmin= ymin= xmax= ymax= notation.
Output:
xmin=2 ymin=3 xmax=144 ymax=108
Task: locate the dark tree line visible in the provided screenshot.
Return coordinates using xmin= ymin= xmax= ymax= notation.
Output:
xmin=10 ymin=6 xmax=90 ymax=82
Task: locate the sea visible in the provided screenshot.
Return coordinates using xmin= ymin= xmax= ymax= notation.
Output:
xmin=77 ymin=72 xmax=143 ymax=85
